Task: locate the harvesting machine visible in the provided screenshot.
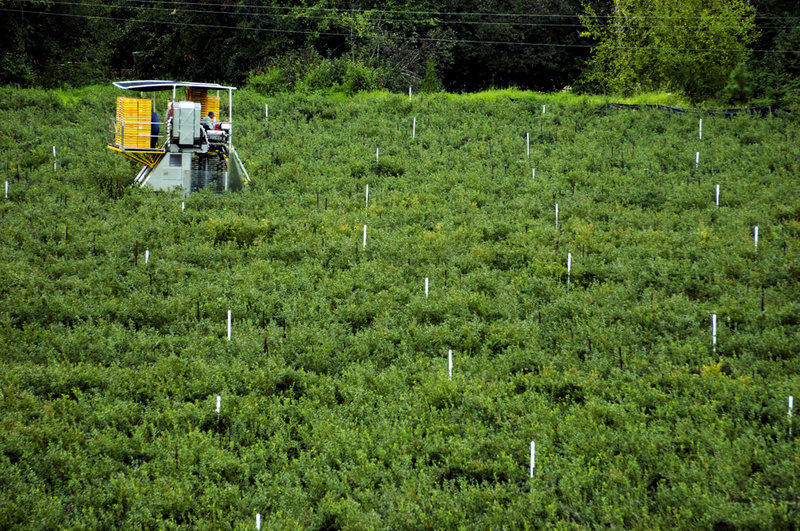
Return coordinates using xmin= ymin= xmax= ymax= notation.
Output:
xmin=108 ymin=80 xmax=249 ymax=194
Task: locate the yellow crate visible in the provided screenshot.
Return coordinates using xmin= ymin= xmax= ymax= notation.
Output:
xmin=206 ymin=96 xmax=220 ymax=121
xmin=115 ymin=97 xmax=153 ymax=149
xmin=186 ymin=88 xmax=206 ymax=110
xmin=186 ymin=89 xmax=222 ymax=121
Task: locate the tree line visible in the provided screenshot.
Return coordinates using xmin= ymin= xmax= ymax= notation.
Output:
xmin=1 ymin=0 xmax=798 ymax=103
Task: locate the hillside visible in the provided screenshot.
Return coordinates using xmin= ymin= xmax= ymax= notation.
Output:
xmin=1 ymin=86 xmax=799 ymax=528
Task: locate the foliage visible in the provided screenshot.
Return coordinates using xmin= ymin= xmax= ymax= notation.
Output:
xmin=579 ymin=0 xmax=759 ymax=101
xmin=246 ymin=67 xmax=291 ymax=96
xmin=723 ymin=62 xmax=754 ymax=104
xmin=421 ymin=58 xmax=441 ymax=93
xmin=0 ymin=0 xmax=590 ymax=93
xmin=746 ymin=0 xmax=800 ymax=107
xmin=340 ymin=59 xmax=387 ymax=95
xmin=247 ymin=53 xmax=389 ymax=96
xmin=440 ymin=0 xmax=596 ymax=92
xmin=4 ymin=0 xmax=799 ymax=102
xmin=0 ymin=85 xmax=799 ymax=528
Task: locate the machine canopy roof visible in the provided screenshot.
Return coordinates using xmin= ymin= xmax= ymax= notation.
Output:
xmin=113 ymin=80 xmax=236 ymax=91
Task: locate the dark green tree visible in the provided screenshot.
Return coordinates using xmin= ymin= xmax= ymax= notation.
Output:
xmin=579 ymin=0 xmax=758 ymax=100
xmin=441 ymin=0 xmax=593 ymax=91
xmin=747 ymin=0 xmax=800 ymax=106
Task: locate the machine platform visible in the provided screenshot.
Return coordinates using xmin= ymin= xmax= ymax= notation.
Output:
xmin=108 ymin=80 xmax=249 ymax=194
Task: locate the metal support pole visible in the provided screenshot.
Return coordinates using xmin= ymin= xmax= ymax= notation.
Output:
xmin=228 ymin=88 xmax=234 ymax=148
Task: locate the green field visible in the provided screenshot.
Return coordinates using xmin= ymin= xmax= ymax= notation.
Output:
xmin=1 ymin=86 xmax=799 ymax=528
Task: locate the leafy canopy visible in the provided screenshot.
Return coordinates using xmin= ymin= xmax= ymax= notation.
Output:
xmin=580 ymin=0 xmax=758 ymax=100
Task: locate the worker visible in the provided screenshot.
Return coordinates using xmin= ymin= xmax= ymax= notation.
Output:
xmin=201 ymin=111 xmax=216 ymax=130
xmin=151 ymin=109 xmax=160 ymax=148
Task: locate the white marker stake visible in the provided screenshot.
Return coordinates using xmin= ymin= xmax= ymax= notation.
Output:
xmin=555 ymin=203 xmax=559 ymax=230
xmin=448 ymin=349 xmax=453 ymax=381
xmin=699 ymin=118 xmax=703 ymax=140
xmin=265 ymin=103 xmax=269 ymax=121
xmin=425 ymin=277 xmax=429 ymax=298
xmin=412 ymin=117 xmax=416 ymax=139
xmin=363 ymin=224 xmax=367 ymax=249
xmin=715 ymin=184 xmax=720 ymax=207
xmin=365 ymin=184 xmax=369 ymax=208
xmin=145 ymin=249 xmax=150 ymax=264
xmin=256 ymin=513 xmax=261 ymax=530
xmin=695 ymin=151 xmax=700 ymax=170
xmin=789 ymin=396 xmax=794 ymax=436
xmin=53 ymin=146 xmax=57 ymax=171
xmin=227 ymin=309 xmax=232 ymax=341
xmin=4 ymin=181 xmax=7 ymax=199
xmin=532 ymin=168 xmax=535 ymax=180
xmin=754 ymin=226 xmax=759 ymax=249
xmin=712 ymin=313 xmax=717 ymax=353
xmin=542 ymin=104 xmax=546 ymax=114
xmin=526 ymin=132 xmax=530 ymax=158
xmin=181 ymin=201 xmax=185 ymax=212
xmin=567 ymin=252 xmax=572 ymax=285
xmin=216 ymin=395 xmax=221 ymax=414
xmin=530 ymin=441 xmax=536 ymax=477
xmin=376 ymin=146 xmax=379 ymax=162
xmin=409 ymin=86 xmax=412 ymax=101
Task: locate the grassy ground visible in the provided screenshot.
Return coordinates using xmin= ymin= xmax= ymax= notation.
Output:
xmin=0 ymin=85 xmax=798 ymax=528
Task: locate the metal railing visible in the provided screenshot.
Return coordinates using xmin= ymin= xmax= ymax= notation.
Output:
xmin=110 ymin=119 xmax=167 ymax=151
xmin=109 ymin=118 xmax=233 ymax=151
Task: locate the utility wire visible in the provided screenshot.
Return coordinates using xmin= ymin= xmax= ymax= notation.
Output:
xmin=3 ymin=7 xmax=581 ymax=46
xmin=23 ymin=0 xmax=800 ymax=30
xmin=4 ymin=7 xmax=798 ymax=53
xmin=15 ymin=0 xmax=581 ymax=28
xmin=14 ymin=0 xmax=800 ymax=21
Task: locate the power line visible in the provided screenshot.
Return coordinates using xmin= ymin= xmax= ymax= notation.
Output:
xmin=4 ymin=7 xmax=798 ymax=53
xmin=14 ymin=0 xmax=800 ymax=22
xmin=23 ymin=0 xmax=800 ymax=31
xmin=15 ymin=0 xmax=580 ymax=28
xmin=8 ymin=7 xmax=583 ymax=46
